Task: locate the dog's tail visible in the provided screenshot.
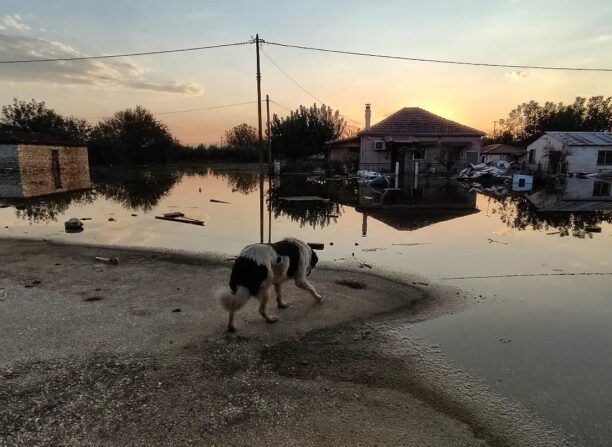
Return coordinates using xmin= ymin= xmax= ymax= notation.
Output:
xmin=216 ymin=286 xmax=251 ymax=312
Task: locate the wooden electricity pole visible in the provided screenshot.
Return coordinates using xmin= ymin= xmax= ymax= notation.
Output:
xmin=256 ymin=34 xmax=264 ymax=242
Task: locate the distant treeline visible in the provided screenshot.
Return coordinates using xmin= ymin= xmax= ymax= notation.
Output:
xmin=0 ymin=99 xmax=346 ymax=166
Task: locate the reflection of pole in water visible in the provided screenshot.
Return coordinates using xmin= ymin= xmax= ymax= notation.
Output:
xmin=268 ymin=175 xmax=272 ymax=243
xmin=259 ymin=171 xmax=265 ymax=243
xmin=362 ymin=212 xmax=368 ymax=237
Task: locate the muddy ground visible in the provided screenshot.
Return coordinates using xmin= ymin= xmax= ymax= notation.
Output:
xmin=0 ymin=239 xmax=569 ymax=446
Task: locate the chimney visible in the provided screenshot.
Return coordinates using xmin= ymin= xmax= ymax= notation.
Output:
xmin=365 ymin=104 xmax=371 ymax=132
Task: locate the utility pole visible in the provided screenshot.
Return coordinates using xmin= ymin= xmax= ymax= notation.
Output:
xmin=493 ymin=120 xmax=498 ymax=138
xmin=266 ymin=94 xmax=271 ymax=164
xmin=255 ymin=34 xmax=264 ymax=243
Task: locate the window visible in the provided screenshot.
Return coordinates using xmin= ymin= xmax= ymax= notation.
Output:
xmin=412 ymin=147 xmax=425 ymax=160
xmin=528 ymin=149 xmax=535 ymax=164
xmin=592 ymin=181 xmax=611 ymax=197
xmin=597 ymin=151 xmax=612 ymax=166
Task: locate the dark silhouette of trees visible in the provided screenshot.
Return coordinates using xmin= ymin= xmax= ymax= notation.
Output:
xmin=270 ymin=104 xmax=346 ymax=158
xmin=1 ymin=98 xmax=91 ymax=144
xmin=89 ymin=106 xmax=177 ymax=165
xmin=224 ymin=123 xmax=258 ymax=148
xmin=493 ymin=96 xmax=612 ymax=146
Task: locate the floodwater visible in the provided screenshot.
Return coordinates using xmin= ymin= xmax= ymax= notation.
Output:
xmin=1 ymin=165 xmax=611 ymax=446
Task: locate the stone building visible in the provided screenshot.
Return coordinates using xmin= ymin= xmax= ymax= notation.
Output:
xmin=0 ymin=129 xmax=90 ymax=198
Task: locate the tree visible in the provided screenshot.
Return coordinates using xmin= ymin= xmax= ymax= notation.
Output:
xmin=89 ymin=106 xmax=176 ymax=165
xmin=494 ymin=96 xmax=612 ymax=146
xmin=270 ymin=104 xmax=346 ymax=158
xmin=224 ymin=123 xmax=258 ymax=148
xmin=1 ymin=98 xmax=91 ymax=144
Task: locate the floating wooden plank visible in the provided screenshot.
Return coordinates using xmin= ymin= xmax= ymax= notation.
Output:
xmin=163 ymin=212 xmax=184 ymax=218
xmin=210 ymin=199 xmax=230 ymax=204
xmin=307 ymin=242 xmax=325 ymax=250
xmin=155 ymin=215 xmax=204 ymax=226
xmin=278 ymin=196 xmax=329 ymax=202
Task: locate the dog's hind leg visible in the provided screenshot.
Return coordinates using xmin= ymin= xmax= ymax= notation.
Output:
xmin=258 ymin=285 xmax=278 ymax=323
xmin=227 ymin=310 xmax=237 ymax=332
xmin=275 ymin=283 xmax=288 ymax=309
xmin=295 ymin=279 xmax=323 ymax=302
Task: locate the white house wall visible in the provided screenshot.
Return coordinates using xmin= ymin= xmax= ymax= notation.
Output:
xmin=528 ymin=135 xmax=612 ymax=174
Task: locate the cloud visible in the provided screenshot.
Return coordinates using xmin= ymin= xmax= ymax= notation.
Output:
xmin=589 ymin=34 xmax=611 ymax=44
xmin=2 ymin=14 xmax=30 ymax=32
xmin=0 ymin=33 xmax=204 ymax=96
xmin=505 ymin=70 xmax=529 ymax=81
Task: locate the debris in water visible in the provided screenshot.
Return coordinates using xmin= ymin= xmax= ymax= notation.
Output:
xmin=354 ymin=242 xmax=359 ymax=246
xmin=359 ymin=263 xmax=372 ymax=269
xmin=392 ymin=242 xmax=430 ymax=246
xmin=95 ymin=256 xmax=119 ymax=265
xmin=0 ymin=289 xmax=6 ymax=301
xmin=64 ymin=218 xmax=84 ymax=232
xmin=172 ymin=308 xmax=181 ymax=313
xmin=210 ymin=199 xmax=230 ymax=204
xmin=546 ymin=231 xmax=560 ymax=235
xmin=80 ymin=217 xmax=92 ymax=221
xmin=488 ymin=238 xmax=508 ymax=245
xmin=585 ymin=226 xmax=602 ymax=233
xmin=108 ymin=217 xmax=116 ymax=222
xmin=278 ymin=196 xmax=329 ymax=202
xmin=156 ymin=213 xmax=204 ymax=226
xmin=329 ymin=242 xmax=334 ymax=246
xmin=84 ymin=296 xmax=103 ymax=302
xmin=307 ymin=242 xmax=324 ymax=250
xmin=362 ymin=247 xmax=385 ymax=252
xmin=131 ymin=213 xmax=137 ymax=217
xmin=335 ymin=280 xmax=367 ymax=289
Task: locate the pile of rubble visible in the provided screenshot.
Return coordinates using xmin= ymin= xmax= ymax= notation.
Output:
xmin=456 ymin=161 xmax=515 ymax=182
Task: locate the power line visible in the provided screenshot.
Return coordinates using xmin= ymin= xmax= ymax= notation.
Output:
xmin=265 ymin=40 xmax=612 ymax=73
xmin=261 ymin=47 xmax=361 ymax=125
xmin=85 ymin=100 xmax=258 ymax=120
xmin=0 ymin=41 xmax=251 ymax=64
xmin=261 ymin=47 xmax=324 ymax=104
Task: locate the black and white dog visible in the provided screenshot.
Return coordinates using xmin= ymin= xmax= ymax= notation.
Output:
xmin=217 ymin=238 xmax=321 ymax=332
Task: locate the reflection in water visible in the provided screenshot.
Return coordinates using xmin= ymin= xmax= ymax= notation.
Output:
xmin=12 ymin=190 xmax=97 ymax=223
xmin=92 ymin=168 xmax=182 ymax=211
xmin=268 ymin=175 xmax=342 ymax=229
xmin=0 ymin=165 xmax=91 ymax=199
xmin=1 ymin=166 xmax=611 ymax=238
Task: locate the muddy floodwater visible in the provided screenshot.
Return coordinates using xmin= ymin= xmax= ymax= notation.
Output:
xmin=1 ymin=165 xmax=611 ymax=446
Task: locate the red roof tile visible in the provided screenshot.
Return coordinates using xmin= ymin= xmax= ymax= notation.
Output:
xmin=482 ymin=144 xmax=526 ymax=155
xmin=359 ymin=107 xmax=485 ymax=137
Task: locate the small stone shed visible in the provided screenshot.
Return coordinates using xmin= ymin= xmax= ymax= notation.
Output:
xmin=0 ymin=129 xmax=90 ymax=198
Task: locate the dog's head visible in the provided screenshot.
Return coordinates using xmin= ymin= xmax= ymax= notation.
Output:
xmin=307 ymin=248 xmax=319 ymax=276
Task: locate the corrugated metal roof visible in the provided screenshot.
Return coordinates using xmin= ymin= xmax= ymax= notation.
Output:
xmin=359 ymin=107 xmax=485 ymax=137
xmin=545 ymin=132 xmax=612 ymax=146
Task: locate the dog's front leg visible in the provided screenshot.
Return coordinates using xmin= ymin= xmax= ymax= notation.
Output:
xmin=258 ymin=285 xmax=278 ymax=323
xmin=296 ymin=279 xmax=323 ymax=302
xmin=275 ymin=283 xmax=288 ymax=309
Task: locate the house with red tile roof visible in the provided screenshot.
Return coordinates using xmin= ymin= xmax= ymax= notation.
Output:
xmin=328 ymin=105 xmax=485 ymax=174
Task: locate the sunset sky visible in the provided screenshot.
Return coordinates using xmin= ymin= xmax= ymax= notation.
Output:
xmin=1 ymin=0 xmax=611 ymax=144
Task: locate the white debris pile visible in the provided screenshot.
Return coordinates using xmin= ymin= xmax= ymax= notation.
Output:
xmin=456 ymin=160 xmax=515 ymax=181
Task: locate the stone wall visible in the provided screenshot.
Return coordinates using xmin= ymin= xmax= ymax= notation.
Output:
xmin=0 ymin=145 xmax=91 ymax=198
